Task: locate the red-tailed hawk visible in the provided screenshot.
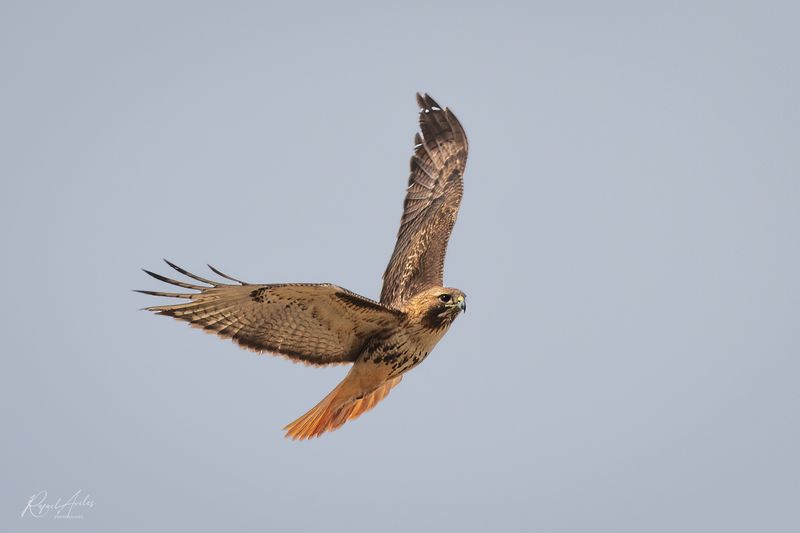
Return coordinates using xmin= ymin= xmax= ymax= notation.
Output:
xmin=138 ymin=94 xmax=468 ymax=439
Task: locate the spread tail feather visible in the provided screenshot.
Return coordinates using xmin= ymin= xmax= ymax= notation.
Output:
xmin=284 ymin=375 xmax=403 ymax=440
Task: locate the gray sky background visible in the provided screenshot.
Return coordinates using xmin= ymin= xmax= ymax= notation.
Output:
xmin=3 ymin=1 xmax=798 ymax=531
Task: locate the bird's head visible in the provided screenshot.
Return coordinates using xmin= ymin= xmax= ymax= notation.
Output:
xmin=405 ymin=287 xmax=466 ymax=330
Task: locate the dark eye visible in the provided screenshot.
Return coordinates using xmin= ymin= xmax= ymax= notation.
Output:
xmin=439 ymin=294 xmax=452 ymax=303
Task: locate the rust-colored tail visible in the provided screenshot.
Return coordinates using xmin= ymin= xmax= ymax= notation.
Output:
xmin=284 ymin=375 xmax=402 ymax=440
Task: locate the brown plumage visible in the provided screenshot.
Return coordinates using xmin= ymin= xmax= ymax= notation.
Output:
xmin=138 ymin=94 xmax=469 ymax=439
xmin=381 ymin=93 xmax=468 ymax=309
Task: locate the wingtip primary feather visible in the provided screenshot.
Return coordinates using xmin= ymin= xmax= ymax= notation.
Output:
xmin=207 ymin=264 xmax=248 ymax=285
xmin=142 ymin=268 xmax=204 ymax=290
xmin=417 ymin=92 xmax=443 ymax=112
xmin=163 ymin=259 xmax=219 ymax=286
xmin=133 ymin=289 xmax=193 ymax=299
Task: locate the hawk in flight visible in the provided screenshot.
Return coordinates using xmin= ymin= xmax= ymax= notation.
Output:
xmin=138 ymin=94 xmax=468 ymax=439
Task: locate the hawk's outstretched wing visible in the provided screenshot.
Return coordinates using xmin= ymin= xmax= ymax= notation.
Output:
xmin=380 ymin=93 xmax=468 ymax=309
xmin=138 ymin=261 xmax=404 ymax=366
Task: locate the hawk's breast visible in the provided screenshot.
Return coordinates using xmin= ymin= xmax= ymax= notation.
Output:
xmin=360 ymin=323 xmax=450 ymax=378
